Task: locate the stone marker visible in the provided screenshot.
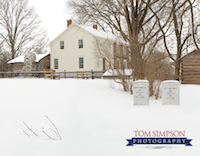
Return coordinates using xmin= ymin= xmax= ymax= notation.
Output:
xmin=162 ymin=80 xmax=180 ymax=106
xmin=133 ymin=80 xmax=149 ymax=106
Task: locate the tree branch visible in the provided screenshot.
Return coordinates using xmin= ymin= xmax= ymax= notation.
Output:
xmin=45 ymin=116 xmax=62 ymax=140
xmin=23 ymin=121 xmax=38 ymax=137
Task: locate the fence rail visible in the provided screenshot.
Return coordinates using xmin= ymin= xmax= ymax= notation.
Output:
xmin=0 ymin=70 xmax=104 ymax=78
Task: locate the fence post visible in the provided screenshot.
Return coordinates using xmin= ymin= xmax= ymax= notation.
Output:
xmin=91 ymin=70 xmax=94 ymax=79
xmin=64 ymin=70 xmax=66 ymax=78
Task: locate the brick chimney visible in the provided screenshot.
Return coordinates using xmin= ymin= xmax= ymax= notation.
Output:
xmin=67 ymin=19 xmax=72 ymax=27
xmin=93 ymin=25 xmax=98 ymax=30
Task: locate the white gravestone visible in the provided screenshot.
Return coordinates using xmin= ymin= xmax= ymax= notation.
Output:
xmin=162 ymin=80 xmax=180 ymax=105
xmin=133 ymin=80 xmax=149 ymax=106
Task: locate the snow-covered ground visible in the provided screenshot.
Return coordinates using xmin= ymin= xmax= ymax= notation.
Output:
xmin=0 ymin=78 xmax=200 ymax=156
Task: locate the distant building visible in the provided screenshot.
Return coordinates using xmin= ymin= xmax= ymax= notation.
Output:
xmin=180 ymin=50 xmax=200 ymax=84
xmin=7 ymin=52 xmax=50 ymax=72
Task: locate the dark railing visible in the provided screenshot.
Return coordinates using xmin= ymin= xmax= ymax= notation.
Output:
xmin=0 ymin=70 xmax=104 ymax=78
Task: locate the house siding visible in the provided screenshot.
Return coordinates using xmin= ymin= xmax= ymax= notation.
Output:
xmin=13 ymin=63 xmax=24 ymax=71
xmin=113 ymin=43 xmax=130 ymax=69
xmin=38 ymin=55 xmax=50 ymax=70
xmin=181 ymin=50 xmax=200 ymax=84
xmin=50 ymin=24 xmax=104 ymax=72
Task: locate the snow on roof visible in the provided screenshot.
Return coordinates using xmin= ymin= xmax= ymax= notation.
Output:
xmin=134 ymin=80 xmax=149 ymax=83
xmin=50 ymin=23 xmax=118 ymax=45
xmin=7 ymin=52 xmax=50 ymax=64
xmin=35 ymin=52 xmax=50 ymax=62
xmin=79 ymin=25 xmax=117 ymax=41
xmin=103 ymin=69 xmax=133 ymax=77
xmin=7 ymin=55 xmax=24 ymax=64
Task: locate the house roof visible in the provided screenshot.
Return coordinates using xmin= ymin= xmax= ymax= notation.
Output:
xmin=49 ymin=23 xmax=117 ymax=45
xmin=102 ymin=69 xmax=133 ymax=77
xmin=7 ymin=52 xmax=50 ymax=64
xmin=179 ymin=49 xmax=200 ymax=61
xmin=80 ymin=25 xmax=116 ymax=40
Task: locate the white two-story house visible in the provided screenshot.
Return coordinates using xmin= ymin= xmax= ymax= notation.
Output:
xmin=50 ymin=20 xmax=131 ymax=78
xmin=50 ymin=20 xmax=115 ymax=77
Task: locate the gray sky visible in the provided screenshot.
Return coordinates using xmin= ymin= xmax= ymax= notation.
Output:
xmin=29 ymin=0 xmax=71 ymax=42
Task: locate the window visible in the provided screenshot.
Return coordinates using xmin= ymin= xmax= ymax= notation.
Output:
xmin=96 ymin=39 xmax=99 ymax=49
xmin=97 ymin=57 xmax=100 ymax=68
xmin=118 ymin=44 xmax=123 ymax=54
xmin=102 ymin=41 xmax=105 ymax=50
xmin=79 ymin=39 xmax=83 ymax=48
xmin=109 ymin=63 xmax=112 ymax=69
xmin=123 ymin=46 xmax=127 ymax=55
xmin=123 ymin=60 xmax=127 ymax=69
xmin=113 ymin=43 xmax=117 ymax=53
xmin=54 ymin=59 xmax=58 ymax=69
xmin=107 ymin=42 xmax=111 ymax=51
xmin=79 ymin=57 xmax=84 ymax=68
xmin=116 ymin=59 xmax=120 ymax=69
xmin=60 ymin=41 xmax=64 ymax=49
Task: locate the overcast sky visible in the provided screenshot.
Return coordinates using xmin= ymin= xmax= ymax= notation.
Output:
xmin=29 ymin=0 xmax=71 ymax=42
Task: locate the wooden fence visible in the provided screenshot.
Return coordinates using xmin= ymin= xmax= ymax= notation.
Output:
xmin=0 ymin=70 xmax=104 ymax=79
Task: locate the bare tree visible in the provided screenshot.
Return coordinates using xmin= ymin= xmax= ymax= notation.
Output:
xmin=187 ymin=0 xmax=200 ymax=51
xmin=0 ymin=40 xmax=9 ymax=72
xmin=145 ymin=0 xmax=200 ymax=80
xmin=66 ymin=0 xmax=169 ymax=80
xmin=145 ymin=50 xmax=174 ymax=98
xmin=0 ymin=0 xmax=49 ymax=67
